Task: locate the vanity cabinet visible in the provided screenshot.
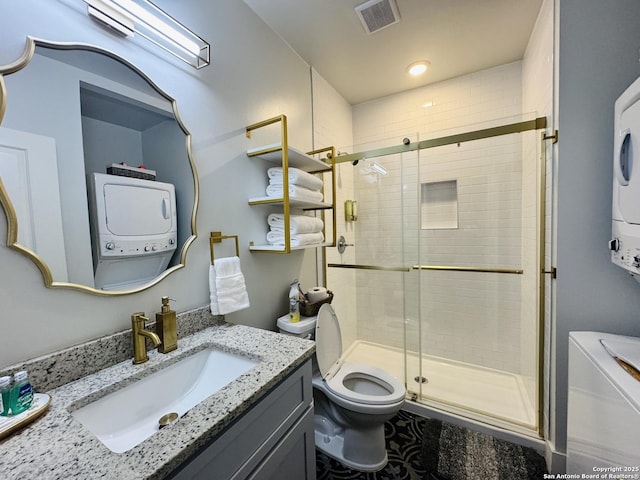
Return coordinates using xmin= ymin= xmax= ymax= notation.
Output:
xmin=245 ymin=114 xmax=336 ymax=253
xmin=169 ymin=359 xmax=316 ymax=480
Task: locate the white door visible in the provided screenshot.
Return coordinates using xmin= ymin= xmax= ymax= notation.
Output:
xmin=0 ymin=127 xmax=68 ymax=281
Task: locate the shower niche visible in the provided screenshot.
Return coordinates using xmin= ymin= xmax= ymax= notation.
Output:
xmin=420 ymin=180 xmax=459 ymax=230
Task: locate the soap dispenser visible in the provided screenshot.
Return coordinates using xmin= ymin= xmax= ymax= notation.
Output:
xmin=156 ymin=297 xmax=177 ymax=353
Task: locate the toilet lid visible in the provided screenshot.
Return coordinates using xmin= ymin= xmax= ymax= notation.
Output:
xmin=315 ymin=304 xmax=343 ymax=380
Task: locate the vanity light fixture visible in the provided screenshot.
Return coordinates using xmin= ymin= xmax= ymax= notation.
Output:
xmin=407 ymin=60 xmax=430 ymax=76
xmin=85 ymin=0 xmax=210 ymax=69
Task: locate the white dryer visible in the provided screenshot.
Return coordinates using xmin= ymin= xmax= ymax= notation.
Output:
xmin=611 ymin=76 xmax=640 ymax=279
xmin=567 ymin=331 xmax=640 ymax=474
xmin=87 ymin=173 xmax=177 ymax=290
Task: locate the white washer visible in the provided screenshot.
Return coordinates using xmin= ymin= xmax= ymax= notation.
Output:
xmin=567 ymin=331 xmax=640 ymax=474
xmin=611 ymin=76 xmax=640 ymax=279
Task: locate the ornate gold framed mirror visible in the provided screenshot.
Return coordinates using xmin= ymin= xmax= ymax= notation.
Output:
xmin=0 ymin=37 xmax=198 ymax=295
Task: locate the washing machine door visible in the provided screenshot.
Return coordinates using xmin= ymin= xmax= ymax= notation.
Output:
xmin=616 ymin=97 xmax=640 ymax=224
xmin=315 ymin=304 xmax=343 ymax=380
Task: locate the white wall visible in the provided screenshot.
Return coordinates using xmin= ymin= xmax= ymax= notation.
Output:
xmin=310 ymin=68 xmax=356 ymax=348
xmin=552 ymin=0 xmax=640 ymax=457
xmin=0 ymin=0 xmax=315 ymax=367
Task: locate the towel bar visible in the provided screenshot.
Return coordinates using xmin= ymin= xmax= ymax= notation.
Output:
xmin=210 ymin=232 xmax=239 ymax=265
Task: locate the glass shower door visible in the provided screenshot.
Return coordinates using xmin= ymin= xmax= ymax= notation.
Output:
xmin=408 ymin=129 xmax=540 ymax=432
xmin=332 ymin=118 xmax=543 ymax=435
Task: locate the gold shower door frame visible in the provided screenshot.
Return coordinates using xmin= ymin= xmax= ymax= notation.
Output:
xmin=328 ymin=116 xmax=550 ymax=437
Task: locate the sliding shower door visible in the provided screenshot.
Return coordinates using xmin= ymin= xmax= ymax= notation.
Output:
xmin=406 ymin=128 xmax=540 ymax=433
xmin=331 ymin=118 xmax=544 ymax=435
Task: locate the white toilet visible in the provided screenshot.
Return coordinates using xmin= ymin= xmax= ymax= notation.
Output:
xmin=278 ymin=304 xmax=406 ymax=471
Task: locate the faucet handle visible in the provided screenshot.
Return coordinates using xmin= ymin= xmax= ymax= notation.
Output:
xmin=132 ymin=312 xmax=148 ymax=323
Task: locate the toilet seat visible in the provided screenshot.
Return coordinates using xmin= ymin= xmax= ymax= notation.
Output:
xmin=315 ymin=304 xmax=405 ymax=406
xmin=326 ymin=361 xmax=405 ymax=405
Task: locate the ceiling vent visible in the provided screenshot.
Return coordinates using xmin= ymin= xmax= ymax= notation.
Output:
xmin=355 ymin=0 xmax=400 ymax=35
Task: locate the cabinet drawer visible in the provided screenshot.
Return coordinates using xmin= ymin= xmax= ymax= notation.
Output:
xmin=245 ymin=406 xmax=315 ymax=480
xmin=170 ymin=360 xmax=312 ymax=480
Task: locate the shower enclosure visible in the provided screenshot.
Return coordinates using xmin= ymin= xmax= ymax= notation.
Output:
xmin=326 ymin=116 xmax=549 ymax=436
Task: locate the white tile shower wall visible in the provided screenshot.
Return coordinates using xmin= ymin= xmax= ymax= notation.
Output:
xmin=352 ymin=62 xmax=526 ymax=372
xmin=310 ymin=68 xmax=356 ymax=348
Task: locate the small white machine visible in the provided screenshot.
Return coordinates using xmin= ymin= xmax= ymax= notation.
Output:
xmin=88 ymin=172 xmax=177 ymax=290
xmin=567 ymin=332 xmax=640 ymax=473
xmin=611 ymin=76 xmax=640 ymax=279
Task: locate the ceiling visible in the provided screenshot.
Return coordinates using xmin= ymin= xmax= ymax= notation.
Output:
xmin=243 ymin=0 xmax=543 ymax=105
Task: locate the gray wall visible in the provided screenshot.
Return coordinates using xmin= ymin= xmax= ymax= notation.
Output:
xmin=553 ymin=0 xmax=640 ymax=454
xmin=0 ymin=0 xmax=313 ymax=367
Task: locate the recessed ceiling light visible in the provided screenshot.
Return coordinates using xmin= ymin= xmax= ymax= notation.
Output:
xmin=407 ymin=60 xmax=430 ymax=76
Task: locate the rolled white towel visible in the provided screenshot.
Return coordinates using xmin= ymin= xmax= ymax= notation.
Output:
xmin=266 ymin=184 xmax=323 ymax=202
xmin=267 ymin=213 xmax=324 ymax=234
xmin=266 ymin=231 xmax=325 ymax=247
xmin=268 ymin=167 xmax=323 ymax=191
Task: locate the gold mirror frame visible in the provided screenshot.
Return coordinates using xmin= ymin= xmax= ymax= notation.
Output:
xmin=0 ymin=37 xmax=199 ymax=296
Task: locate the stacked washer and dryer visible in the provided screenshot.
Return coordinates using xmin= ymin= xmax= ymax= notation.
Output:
xmin=566 ymin=76 xmax=640 ymax=473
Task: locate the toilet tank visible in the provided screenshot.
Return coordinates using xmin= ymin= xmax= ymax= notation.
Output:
xmin=276 ymin=314 xmax=317 ymax=339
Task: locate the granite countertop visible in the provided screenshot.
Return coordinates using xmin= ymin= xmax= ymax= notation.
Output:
xmin=0 ymin=323 xmax=315 ymax=480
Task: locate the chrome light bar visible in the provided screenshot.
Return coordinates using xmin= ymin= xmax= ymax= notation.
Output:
xmin=85 ymin=0 xmax=210 ymax=69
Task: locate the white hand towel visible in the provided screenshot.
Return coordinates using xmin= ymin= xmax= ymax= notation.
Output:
xmin=268 ymin=167 xmax=324 ymax=191
xmin=267 ymin=213 xmax=324 ymax=234
xmin=209 ymin=257 xmax=250 ymax=315
xmin=209 ymin=265 xmax=221 ymax=315
xmin=265 ymin=184 xmax=323 ymax=202
xmin=266 ymin=231 xmax=324 ymax=247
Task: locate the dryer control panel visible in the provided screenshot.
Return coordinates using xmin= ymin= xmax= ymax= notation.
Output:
xmin=611 ymin=220 xmax=640 ymax=274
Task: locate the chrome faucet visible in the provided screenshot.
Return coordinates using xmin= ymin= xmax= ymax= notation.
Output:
xmin=131 ymin=312 xmax=161 ymax=364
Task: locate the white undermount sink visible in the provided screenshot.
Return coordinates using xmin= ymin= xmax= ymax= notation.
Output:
xmin=71 ymin=347 xmax=259 ymax=453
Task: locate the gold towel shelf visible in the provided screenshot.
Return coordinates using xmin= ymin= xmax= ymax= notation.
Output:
xmin=210 ymin=232 xmax=239 ymax=265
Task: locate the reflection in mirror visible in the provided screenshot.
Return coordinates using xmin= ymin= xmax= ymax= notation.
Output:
xmin=0 ymin=38 xmax=198 ymax=295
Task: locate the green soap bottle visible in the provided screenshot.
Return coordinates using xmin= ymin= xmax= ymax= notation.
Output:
xmin=0 ymin=376 xmax=11 ymax=416
xmin=10 ymin=371 xmax=33 ymax=415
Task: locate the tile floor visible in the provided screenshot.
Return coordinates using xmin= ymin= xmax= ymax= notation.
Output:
xmin=315 ymin=410 xmax=547 ymax=480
